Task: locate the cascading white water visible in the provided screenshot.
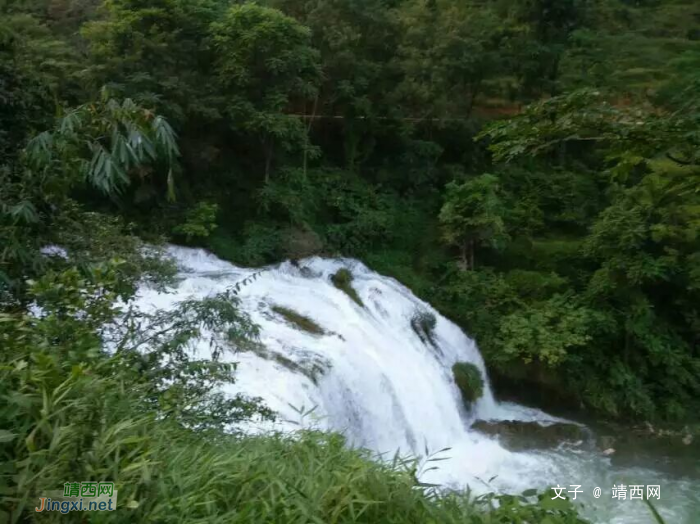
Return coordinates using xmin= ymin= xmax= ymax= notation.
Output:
xmin=133 ymin=246 xmax=698 ymax=524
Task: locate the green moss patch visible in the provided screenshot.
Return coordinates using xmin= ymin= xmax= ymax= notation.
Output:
xmin=452 ymin=362 xmax=485 ymax=405
xmin=272 ymin=305 xmax=325 ymax=335
xmin=269 ymin=352 xmax=327 ymax=385
xmin=331 ymin=268 xmax=364 ymax=307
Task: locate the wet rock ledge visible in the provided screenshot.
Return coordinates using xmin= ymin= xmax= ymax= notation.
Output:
xmin=471 ymin=420 xmax=590 ymax=451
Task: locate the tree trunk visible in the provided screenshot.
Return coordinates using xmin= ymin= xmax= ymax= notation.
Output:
xmin=302 ymin=96 xmax=318 ymax=180
xmin=549 ymin=58 xmax=560 ymax=98
xmin=264 ymin=137 xmax=274 ymax=183
xmin=470 ymin=239 xmax=475 ymax=270
xmin=344 ymin=119 xmax=360 ymax=172
xmin=459 ymin=240 xmax=469 ymax=271
xmin=459 ymin=238 xmax=475 ymax=271
xmin=466 ymin=79 xmax=482 ymax=119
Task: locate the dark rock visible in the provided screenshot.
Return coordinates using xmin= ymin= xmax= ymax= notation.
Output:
xmin=471 ymin=420 xmax=590 ymax=451
xmin=411 ymin=309 xmax=437 ymax=347
xmin=599 ymin=435 xmax=616 ymax=450
xmin=283 ymin=227 xmax=324 ymax=259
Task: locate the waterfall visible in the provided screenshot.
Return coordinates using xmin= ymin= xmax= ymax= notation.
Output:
xmin=132 ymin=246 xmax=696 ymax=522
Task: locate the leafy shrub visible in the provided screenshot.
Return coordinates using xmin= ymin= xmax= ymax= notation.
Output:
xmin=208 ymin=223 xmax=284 ymax=267
xmin=493 ymin=295 xmax=605 ymax=367
xmin=0 ymin=262 xmax=272 ymax=520
xmin=172 ymin=201 xmax=219 ymax=241
xmin=259 ymin=168 xmax=401 ymax=255
xmin=452 ymin=362 xmax=485 ymax=404
xmin=237 ymin=223 xmax=285 ymax=266
xmin=439 ymin=174 xmax=508 ymax=269
xmin=331 ymin=268 xmax=364 ymax=307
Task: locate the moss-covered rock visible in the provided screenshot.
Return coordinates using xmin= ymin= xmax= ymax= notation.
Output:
xmin=411 ymin=310 xmax=437 ymax=346
xmin=282 ymin=226 xmax=324 ymax=259
xmin=272 ymin=305 xmax=325 ymax=335
xmin=452 ymin=362 xmax=484 ymax=404
xmin=269 ymin=352 xmax=328 ymax=385
xmin=331 ymin=268 xmax=363 ymax=307
xmin=242 ymin=343 xmax=330 ymax=385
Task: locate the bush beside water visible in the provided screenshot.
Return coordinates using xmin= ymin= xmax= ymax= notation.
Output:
xmin=453 ymin=362 xmax=485 ymax=405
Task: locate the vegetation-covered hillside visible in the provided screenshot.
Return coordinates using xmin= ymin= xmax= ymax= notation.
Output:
xmin=2 ymin=0 xmax=699 ymax=421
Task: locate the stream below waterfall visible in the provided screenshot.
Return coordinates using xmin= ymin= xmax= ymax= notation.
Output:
xmin=133 ymin=246 xmax=699 ymax=524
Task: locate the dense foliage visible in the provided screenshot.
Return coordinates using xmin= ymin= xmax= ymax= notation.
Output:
xmin=0 ymin=1 xmax=698 ymax=519
xmin=0 ymin=75 xmax=585 ymax=524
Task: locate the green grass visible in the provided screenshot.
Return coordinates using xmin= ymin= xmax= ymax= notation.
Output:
xmin=331 ymin=268 xmax=364 ymax=307
xmin=113 ymin=429 xmax=590 ymax=524
xmin=272 ymin=305 xmax=325 ymax=335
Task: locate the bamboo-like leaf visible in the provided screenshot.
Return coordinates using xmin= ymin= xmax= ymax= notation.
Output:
xmin=8 ymin=201 xmax=39 ymax=224
xmin=167 ymin=169 xmax=176 ymax=202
